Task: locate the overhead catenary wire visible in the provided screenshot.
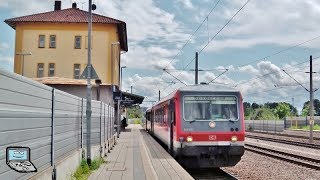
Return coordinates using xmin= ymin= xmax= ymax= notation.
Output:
xmin=162 ymin=0 xmax=222 ymax=71
xmin=164 ymin=0 xmax=251 ymax=88
xmin=234 ymin=56 xmax=320 ymax=87
xmin=235 ymin=34 xmax=320 ymax=68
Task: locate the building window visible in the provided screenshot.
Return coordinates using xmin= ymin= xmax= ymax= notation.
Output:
xmin=38 ymin=35 xmax=45 ymax=48
xmin=37 ymin=63 xmax=44 ymax=78
xmin=48 ymin=63 xmax=55 ymax=77
xmin=74 ymin=64 xmax=81 ymax=79
xmin=49 ymin=35 xmax=56 ymax=48
xmin=74 ymin=36 xmax=81 ymax=49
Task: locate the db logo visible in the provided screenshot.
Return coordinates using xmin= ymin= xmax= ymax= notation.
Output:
xmin=209 ymin=135 xmax=216 ymax=141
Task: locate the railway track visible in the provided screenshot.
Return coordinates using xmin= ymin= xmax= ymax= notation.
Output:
xmin=246 ymin=134 xmax=320 ymax=149
xmin=247 ymin=131 xmax=320 ymax=141
xmin=187 ymin=168 xmax=237 ymax=180
xmin=245 ymin=143 xmax=320 ymax=170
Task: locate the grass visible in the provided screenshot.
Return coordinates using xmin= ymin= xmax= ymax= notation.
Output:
xmin=133 ymin=119 xmax=141 ymax=124
xmin=289 ymin=124 xmax=320 ymax=130
xmin=72 ymin=158 xmax=105 ymax=180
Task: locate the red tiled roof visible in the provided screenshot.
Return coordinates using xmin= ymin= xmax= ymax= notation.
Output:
xmin=5 ymin=8 xmax=128 ymax=51
xmin=5 ymin=8 xmax=123 ymax=28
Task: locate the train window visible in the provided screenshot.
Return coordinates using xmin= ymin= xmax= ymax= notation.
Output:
xmin=183 ymin=96 xmax=238 ymax=121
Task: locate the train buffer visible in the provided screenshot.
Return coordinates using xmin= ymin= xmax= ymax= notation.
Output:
xmin=89 ymin=124 xmax=194 ymax=180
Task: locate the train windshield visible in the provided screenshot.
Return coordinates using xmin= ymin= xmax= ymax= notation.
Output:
xmin=183 ymin=96 xmax=238 ymax=121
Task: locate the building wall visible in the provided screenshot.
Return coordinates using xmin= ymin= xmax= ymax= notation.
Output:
xmin=14 ymin=23 xmax=120 ymax=85
xmin=49 ymin=84 xmax=114 ymax=105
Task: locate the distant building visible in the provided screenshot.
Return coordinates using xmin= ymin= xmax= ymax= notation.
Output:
xmin=5 ymin=0 xmax=128 ymax=87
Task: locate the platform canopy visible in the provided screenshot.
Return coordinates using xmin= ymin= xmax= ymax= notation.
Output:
xmin=120 ymin=91 xmax=144 ymax=106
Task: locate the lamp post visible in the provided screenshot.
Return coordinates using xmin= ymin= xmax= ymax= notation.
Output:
xmin=16 ymin=52 xmax=32 ymax=76
xmin=86 ymin=0 xmax=93 ymax=166
xmin=120 ymin=66 xmax=127 ymax=90
xmin=117 ymin=66 xmax=126 ymax=138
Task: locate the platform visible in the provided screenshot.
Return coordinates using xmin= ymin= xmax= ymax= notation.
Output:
xmin=89 ymin=124 xmax=194 ymax=180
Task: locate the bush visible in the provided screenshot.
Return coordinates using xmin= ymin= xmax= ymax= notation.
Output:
xmin=90 ymin=158 xmax=105 ymax=171
xmin=72 ymin=158 xmax=105 ymax=180
xmin=134 ymin=119 xmax=141 ymax=124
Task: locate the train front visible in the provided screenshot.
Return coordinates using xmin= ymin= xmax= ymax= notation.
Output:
xmin=176 ymin=90 xmax=245 ymax=168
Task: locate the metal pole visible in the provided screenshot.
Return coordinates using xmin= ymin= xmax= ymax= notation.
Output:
xmin=51 ymin=89 xmax=56 ymax=180
xmin=103 ymin=103 xmax=106 ymax=155
xmin=117 ymin=99 xmax=120 ymax=138
xmin=86 ymin=0 xmax=93 ymax=165
xmin=159 ymin=90 xmax=161 ymax=101
xmin=195 ymin=52 xmax=198 ymax=85
xmin=309 ymin=55 xmax=314 ymax=143
xmin=81 ymin=98 xmax=83 ymax=149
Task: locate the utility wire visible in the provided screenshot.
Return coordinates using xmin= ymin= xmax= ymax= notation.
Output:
xmin=207 ymin=69 xmax=229 ymax=84
xmin=234 ymin=56 xmax=320 ymax=87
xmin=163 ymin=69 xmax=187 ymax=85
xmin=235 ymin=35 xmax=320 ymax=68
xmin=179 ymin=0 xmax=251 ymax=73
xmin=282 ymin=69 xmax=309 ymax=92
xmin=165 ymin=0 xmax=251 ymax=87
xmin=162 ymin=0 xmax=222 ymax=71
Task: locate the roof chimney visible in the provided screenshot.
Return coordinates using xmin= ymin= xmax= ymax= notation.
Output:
xmin=72 ymin=2 xmax=77 ymax=9
xmin=54 ymin=1 xmax=61 ymax=11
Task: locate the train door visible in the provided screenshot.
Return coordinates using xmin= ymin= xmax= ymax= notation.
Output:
xmin=168 ymin=99 xmax=175 ymax=155
xmin=151 ymin=109 xmax=154 ymax=134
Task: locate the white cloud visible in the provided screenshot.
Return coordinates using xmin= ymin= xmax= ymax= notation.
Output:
xmin=0 ymin=42 xmax=9 ymax=52
xmin=238 ymin=65 xmax=259 ymax=74
xmin=175 ymin=0 xmax=194 ymax=10
xmin=203 ymin=0 xmax=320 ymax=51
xmin=0 ymin=56 xmax=14 ymax=71
xmin=0 ymin=0 xmax=8 ymax=8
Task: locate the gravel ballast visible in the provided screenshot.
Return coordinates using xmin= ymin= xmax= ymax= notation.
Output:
xmin=222 ymin=151 xmax=320 ymax=180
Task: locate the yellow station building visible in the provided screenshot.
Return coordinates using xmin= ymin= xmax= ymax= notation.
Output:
xmin=5 ymin=1 xmax=128 ymax=86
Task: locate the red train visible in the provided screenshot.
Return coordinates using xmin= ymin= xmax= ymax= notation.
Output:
xmin=145 ymin=85 xmax=245 ymax=168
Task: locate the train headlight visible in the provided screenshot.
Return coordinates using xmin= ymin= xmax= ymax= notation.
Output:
xmin=231 ymin=136 xmax=238 ymax=142
xmin=186 ymin=136 xmax=193 ymax=142
xmin=209 ymin=121 xmax=216 ymax=128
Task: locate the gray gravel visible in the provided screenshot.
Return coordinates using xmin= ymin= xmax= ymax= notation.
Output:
xmin=222 ymin=151 xmax=320 ymax=180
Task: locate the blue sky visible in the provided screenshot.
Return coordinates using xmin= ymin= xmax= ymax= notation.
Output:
xmin=1 ymin=0 xmax=320 ymax=112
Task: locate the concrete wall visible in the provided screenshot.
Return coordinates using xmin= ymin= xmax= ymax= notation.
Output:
xmin=0 ymin=69 xmax=116 ymax=179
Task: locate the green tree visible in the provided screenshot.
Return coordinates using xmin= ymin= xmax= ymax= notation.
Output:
xmin=274 ymin=102 xmax=291 ymax=119
xmin=252 ymin=108 xmax=278 ymax=120
xmin=127 ymin=106 xmax=142 ymax=118
xmin=243 ymin=102 xmax=253 ymax=119
xmin=302 ymin=99 xmax=319 ymax=116
xmin=251 ymin=103 xmax=260 ymax=110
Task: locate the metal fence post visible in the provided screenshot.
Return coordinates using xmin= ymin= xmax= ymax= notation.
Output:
xmin=103 ymin=103 xmax=106 ymax=156
xmin=107 ymin=104 xmax=109 ymax=142
xmin=51 ymin=88 xmax=56 ymax=180
xmin=253 ymin=120 xmax=255 ymax=131
xmin=108 ymin=104 xmax=111 ymax=152
xmin=81 ymin=98 xmax=84 ymax=149
xmin=99 ymin=101 xmax=102 ymax=157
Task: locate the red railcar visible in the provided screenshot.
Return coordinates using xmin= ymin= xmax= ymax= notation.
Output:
xmin=145 ymin=85 xmax=245 ymax=168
